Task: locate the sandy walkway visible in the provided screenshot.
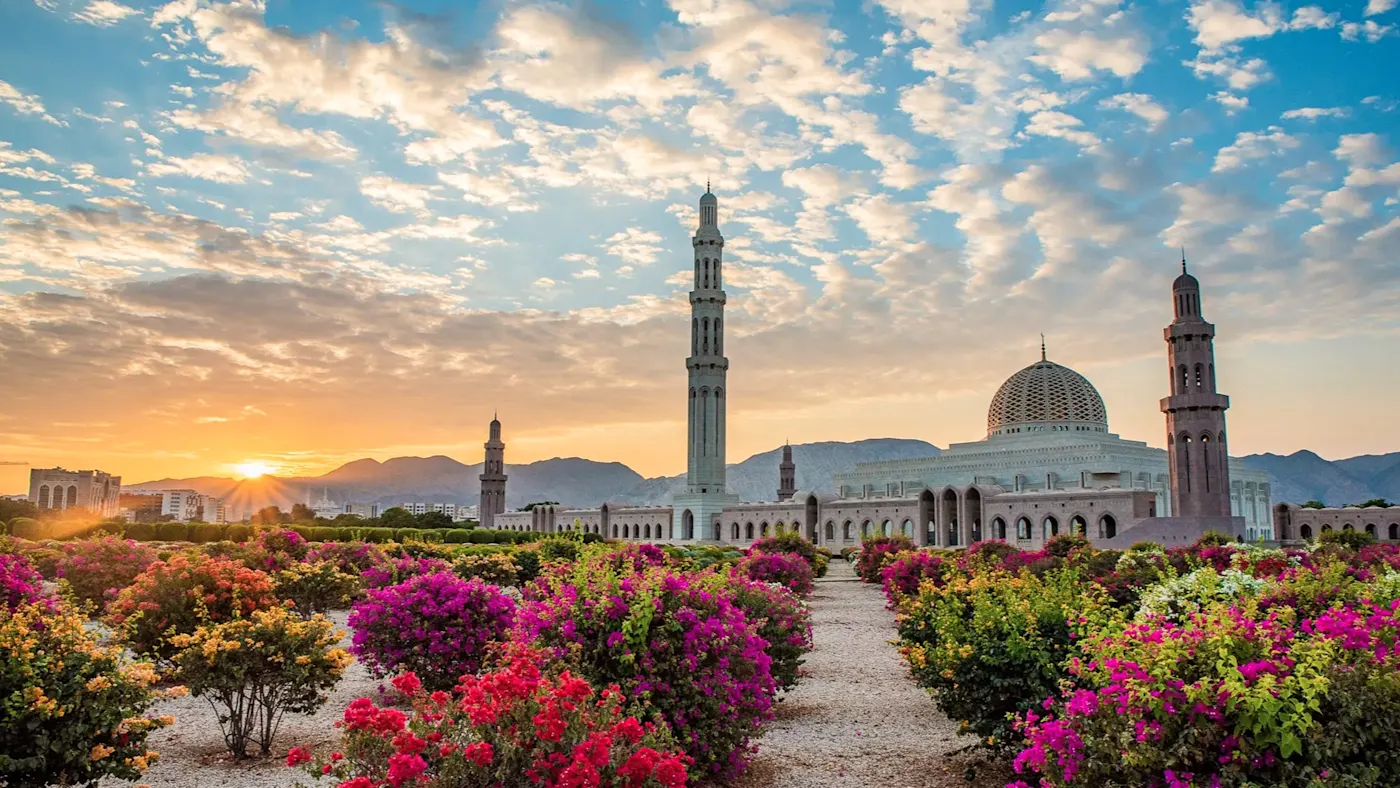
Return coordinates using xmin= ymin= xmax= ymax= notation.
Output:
xmin=732 ymin=560 xmax=1003 ymax=788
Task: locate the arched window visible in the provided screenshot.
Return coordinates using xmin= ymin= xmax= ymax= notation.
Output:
xmin=1178 ymin=365 xmax=1188 ymax=394
xmin=702 ymin=317 xmax=710 ymax=355
xmin=825 ymin=521 xmax=835 ymax=541
xmin=902 ymin=519 xmax=913 ymax=537
xmin=1194 ymin=363 xmax=1204 ymax=389
xmin=715 ymin=318 xmax=722 ymax=355
xmin=1179 ymin=434 xmax=1192 ymax=493
xmin=622 ymin=524 xmax=630 ymax=539
xmin=645 ymin=524 xmax=652 ymax=539
xmin=843 ymin=521 xmax=852 ymax=541
xmin=692 ymin=319 xmax=698 ymax=356
xmin=38 ymin=485 xmax=49 ymax=508
xmin=1301 ymin=524 xmax=1313 ymax=540
xmin=612 ymin=524 xmax=618 ymax=538
xmin=1365 ymin=524 xmax=1376 ymax=537
xmin=1099 ymin=514 xmax=1117 ymax=539
xmin=1016 ymin=517 xmax=1032 ymax=540
xmin=1343 ymin=523 xmax=1354 ymax=532
xmin=1201 ymin=433 xmax=1212 ymax=492
xmin=1391 ymin=523 xmax=1399 ymax=541
xmin=880 ymin=519 xmax=891 ymax=537
xmin=1322 ymin=524 xmax=1333 ymax=533
xmin=745 ymin=522 xmax=754 ymax=540
xmin=760 ymin=522 xmax=769 ymax=537
xmin=1070 ymin=515 xmax=1087 ymax=535
xmin=861 ymin=520 xmax=872 ymax=537
xmin=703 ymin=258 xmax=710 ymax=288
xmin=67 ymin=485 xmax=78 ymax=508
xmin=1043 ymin=516 xmax=1059 ymax=540
xmin=732 ymin=522 xmax=740 ymax=540
xmin=714 ymin=256 xmax=721 ymax=288
xmin=992 ymin=517 xmax=1006 ymax=540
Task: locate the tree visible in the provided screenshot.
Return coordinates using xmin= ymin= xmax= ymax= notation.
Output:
xmin=1301 ymin=500 xmax=1327 ymax=509
xmin=520 ymin=501 xmax=560 ymax=512
xmin=378 ymin=507 xmax=416 ymax=529
xmin=1355 ymin=498 xmax=1393 ymax=508
xmin=0 ymin=497 xmax=38 ymax=524
xmin=252 ymin=506 xmax=285 ymax=525
xmin=290 ymin=503 xmax=316 ymax=522
xmin=331 ymin=513 xmax=364 ymax=525
xmin=415 ymin=510 xmax=454 ymax=530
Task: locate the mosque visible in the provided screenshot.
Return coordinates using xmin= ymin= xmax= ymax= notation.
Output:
xmin=488 ymin=188 xmax=1275 ymax=548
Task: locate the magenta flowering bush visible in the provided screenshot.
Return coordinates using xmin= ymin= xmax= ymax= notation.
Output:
xmin=306 ymin=540 xmax=388 ymax=576
xmin=348 ymin=571 xmax=514 ymax=691
xmin=854 ymin=536 xmax=914 ymax=583
xmin=731 ymin=551 xmax=814 ymax=596
xmin=252 ymin=528 xmax=310 ymax=571
xmin=1 ymin=552 xmax=53 ymax=611
xmin=1010 ymin=598 xmax=1400 ymax=787
xmin=591 ymin=542 xmax=673 ymax=575
xmin=515 ymin=560 xmax=776 ymax=780
xmin=724 ymin=577 xmax=813 ymax=692
xmin=359 ymin=555 xmax=451 ymax=589
xmin=55 ymin=535 xmax=159 ymax=608
xmin=880 ymin=550 xmax=947 ymax=609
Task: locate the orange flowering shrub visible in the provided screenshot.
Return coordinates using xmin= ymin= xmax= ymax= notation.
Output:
xmin=106 ymin=552 xmax=280 ymax=664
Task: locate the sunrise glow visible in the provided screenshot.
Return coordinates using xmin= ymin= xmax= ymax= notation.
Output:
xmin=234 ymin=462 xmax=276 ymax=479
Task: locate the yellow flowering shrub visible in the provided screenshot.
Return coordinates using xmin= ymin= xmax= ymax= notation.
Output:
xmin=0 ymin=600 xmax=174 ymax=786
xmin=273 ymin=560 xmax=360 ymax=616
xmin=171 ymin=606 xmax=352 ymax=758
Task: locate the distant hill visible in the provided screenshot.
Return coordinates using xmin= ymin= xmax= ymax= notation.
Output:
xmin=1239 ymin=450 xmax=1400 ymax=506
xmin=125 ymin=438 xmax=942 ymax=515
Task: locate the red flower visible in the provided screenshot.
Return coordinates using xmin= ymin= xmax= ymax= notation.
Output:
xmin=463 ymin=741 xmax=494 ymax=766
xmin=386 ymin=752 xmax=427 ymax=787
xmin=285 ymin=746 xmax=312 ymax=767
xmin=392 ymin=672 xmax=423 ymax=697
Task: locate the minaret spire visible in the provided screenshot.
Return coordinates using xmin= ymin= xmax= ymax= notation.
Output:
xmin=479 ymin=414 xmax=507 ymax=529
xmin=1040 ymin=333 xmax=1046 ymax=361
xmin=1181 ymin=247 xmax=1187 ymax=274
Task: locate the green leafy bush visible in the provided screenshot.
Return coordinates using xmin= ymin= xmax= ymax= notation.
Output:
xmin=309 ymin=526 xmax=339 ymax=542
xmin=274 ymin=561 xmax=360 ymax=615
xmin=20 ymin=546 xmax=63 ymax=580
xmin=360 ymin=527 xmax=395 ymax=543
xmin=513 ymin=548 xmax=542 ymax=583
xmin=393 ymin=528 xmax=423 ymax=542
xmin=122 ymin=522 xmax=156 ymax=541
xmin=224 ymin=523 xmax=252 ymax=542
xmin=444 ymin=528 xmax=472 ymax=543
xmin=1320 ymin=527 xmax=1377 ymax=549
xmin=189 ymin=523 xmax=226 ymax=543
xmin=467 ymin=529 xmax=494 ymax=544
xmin=537 ymin=538 xmax=581 ymax=563
xmin=289 ymin=525 xmax=315 ymax=541
xmin=154 ymin=522 xmax=191 ymax=542
xmin=0 ymin=601 xmax=174 ymax=785
xmin=171 ymin=606 xmax=351 ymax=758
xmin=7 ymin=518 xmax=42 ymax=540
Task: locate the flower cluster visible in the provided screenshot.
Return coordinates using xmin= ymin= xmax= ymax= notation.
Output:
xmin=307 ymin=540 xmax=390 ymax=576
xmin=55 ymin=535 xmax=158 ymax=608
xmin=515 ymin=557 xmax=776 ymax=779
xmin=275 ymin=560 xmax=361 ymax=615
xmin=360 ymin=555 xmax=453 ymax=590
xmin=1 ymin=552 xmax=52 ymax=611
xmin=453 ymin=551 xmax=521 ymax=586
xmin=252 ymin=528 xmax=310 ymax=572
xmin=723 ymin=577 xmax=814 ymax=691
xmin=854 ymin=536 xmax=915 ymax=583
xmin=731 ymin=550 xmax=815 ymax=596
xmin=105 ymin=552 xmax=280 ymax=664
xmin=295 ymin=645 xmax=690 ymax=788
xmin=880 ymin=550 xmax=947 ymax=609
xmin=349 ymin=571 xmax=515 ymax=690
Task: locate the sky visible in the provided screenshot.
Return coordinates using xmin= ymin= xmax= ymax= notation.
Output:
xmin=0 ymin=0 xmax=1398 ymax=493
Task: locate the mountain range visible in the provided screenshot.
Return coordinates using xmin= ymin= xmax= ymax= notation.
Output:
xmin=125 ymin=441 xmax=1400 ymax=517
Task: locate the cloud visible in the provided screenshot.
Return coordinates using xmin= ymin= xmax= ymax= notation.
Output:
xmin=359 ymin=175 xmax=440 ymax=215
xmin=1212 ymin=127 xmax=1300 ymax=171
xmin=604 ymin=228 xmax=665 ymax=267
xmin=1281 ymin=106 xmax=1351 ymax=120
xmin=1098 ymin=93 xmax=1169 ymax=128
xmin=146 ymin=153 xmax=251 ymax=184
xmin=1024 ymin=111 xmax=1100 ymax=148
xmin=1187 ymin=0 xmax=1335 ymax=50
xmin=1341 ymin=20 xmax=1396 ymax=41
xmin=1366 ymin=0 xmax=1398 ymax=16
xmin=71 ymin=0 xmax=140 ymax=26
xmin=0 ymin=80 xmax=65 ymax=126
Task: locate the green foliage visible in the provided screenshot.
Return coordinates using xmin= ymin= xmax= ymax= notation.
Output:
xmin=445 ymin=528 xmax=473 ymax=543
xmin=1355 ymin=498 xmax=1393 ymax=508
xmin=153 ymin=522 xmax=191 ymax=542
xmin=189 ymin=522 xmax=226 ymax=543
xmin=377 ymin=507 xmax=416 ymax=529
xmin=393 ymin=527 xmax=423 ymax=542
xmin=309 ymin=526 xmax=339 ymax=542
xmin=289 ymin=503 xmax=316 ymax=523
xmin=0 ymin=497 xmax=39 ymax=524
xmin=1301 ymin=500 xmax=1327 ymax=509
xmin=274 ymin=561 xmax=360 ymax=615
xmin=580 ymin=531 xmax=604 ymax=544
xmin=1320 ymin=527 xmax=1377 ymax=549
xmin=171 ymin=607 xmax=351 ymax=758
xmin=358 ymin=527 xmax=395 ymax=543
xmin=20 ymin=547 xmax=63 ymax=580
xmin=513 ymin=548 xmax=542 ymax=583
xmin=0 ymin=602 xmax=174 ymax=787
xmin=224 ymin=523 xmax=252 ymax=542
xmin=289 ymin=525 xmax=316 ymax=541
xmin=7 ymin=518 xmax=43 ymax=541
xmin=521 ymin=501 xmax=560 ymax=511
xmin=414 ymin=510 xmax=454 ymax=529
xmin=252 ymin=506 xmax=286 ymax=525
xmin=1043 ymin=533 xmax=1091 ymax=557
xmin=537 ymin=538 xmax=581 ymax=563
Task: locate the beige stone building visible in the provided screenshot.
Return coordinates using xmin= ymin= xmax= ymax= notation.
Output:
xmin=1273 ymin=503 xmax=1400 ymax=542
xmin=28 ymin=467 xmax=122 ymax=517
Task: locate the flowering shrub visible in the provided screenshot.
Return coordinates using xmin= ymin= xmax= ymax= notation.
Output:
xmin=295 ymin=645 xmax=690 ymax=788
xmin=725 ymin=577 xmax=813 ymax=692
xmin=536 ymin=538 xmax=581 ymax=563
xmin=0 ymin=600 xmax=175 ymax=785
xmin=897 ymin=566 xmax=1115 ymax=751
xmin=349 ymin=571 xmax=514 ymax=690
xmin=2 ymin=552 xmax=53 ymax=611
xmin=172 ymin=606 xmax=352 ymax=758
xmin=360 ymin=555 xmax=452 ymax=589
xmin=275 ymin=560 xmax=360 ymax=615
xmin=516 ymin=561 xmax=774 ymax=779
xmin=854 ymin=536 xmax=914 ymax=583
xmin=731 ymin=550 xmax=814 ymax=596
xmin=106 ymin=553 xmax=280 ymax=664
xmin=307 ymin=540 xmax=389 ymax=576
xmin=252 ymin=528 xmax=310 ymax=571
xmin=453 ymin=552 xmax=521 ymax=586
xmin=751 ymin=532 xmax=818 ymax=566
xmin=55 ymin=535 xmax=159 ymax=608
xmin=590 ymin=542 xmax=672 ymax=575
xmin=1011 ymin=598 xmax=1400 ymax=787
xmin=880 ymin=550 xmax=946 ymax=609
xmin=1135 ymin=566 xmax=1272 ymax=622
xmin=20 ymin=545 xmax=63 ymax=579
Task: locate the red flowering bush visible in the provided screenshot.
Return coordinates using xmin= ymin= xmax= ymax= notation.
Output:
xmin=1 ymin=552 xmax=53 ymax=611
xmin=294 ymin=646 xmax=690 ymax=788
xmin=516 ymin=560 xmax=774 ymax=779
xmin=252 ymin=528 xmax=310 ymax=572
xmin=880 ymin=550 xmax=947 ymax=609
xmin=854 ymin=536 xmax=914 ymax=583
xmin=105 ymin=553 xmax=280 ymax=664
xmin=56 ymin=535 xmax=159 ymax=608
xmin=731 ymin=550 xmax=814 ymax=596
xmin=349 ymin=571 xmax=515 ymax=691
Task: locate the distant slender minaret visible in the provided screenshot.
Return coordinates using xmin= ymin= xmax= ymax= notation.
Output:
xmin=1160 ymin=251 xmax=1233 ymax=518
xmin=479 ymin=412 xmax=507 ymax=529
xmin=777 ymin=442 xmax=796 ymax=501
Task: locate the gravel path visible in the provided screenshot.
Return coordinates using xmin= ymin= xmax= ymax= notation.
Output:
xmin=731 ymin=560 xmax=1005 ymax=788
xmin=99 ymin=610 xmax=376 ymax=788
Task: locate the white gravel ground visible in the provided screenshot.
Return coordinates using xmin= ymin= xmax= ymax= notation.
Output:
xmin=730 ymin=560 xmax=1009 ymax=788
xmin=98 ymin=610 xmax=378 ymax=788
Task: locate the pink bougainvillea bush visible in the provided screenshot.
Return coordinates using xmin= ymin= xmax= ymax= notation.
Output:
xmin=731 ymin=550 xmax=814 ymax=597
xmin=515 ymin=559 xmax=776 ymax=780
xmin=880 ymin=550 xmax=947 ymax=609
xmin=723 ymin=576 xmax=813 ymax=692
xmin=1 ymin=552 xmax=53 ymax=611
xmin=348 ymin=571 xmax=515 ymax=691
xmin=251 ymin=528 xmax=310 ymax=572
xmin=105 ymin=552 xmax=280 ymax=664
xmin=292 ymin=645 xmax=690 ymax=788
xmin=306 ymin=540 xmax=389 ymax=576
xmin=55 ymin=535 xmax=158 ymax=608
xmin=854 ymin=536 xmax=915 ymax=583
xmin=360 ymin=555 xmax=453 ymax=590
xmin=1010 ymin=598 xmax=1400 ymax=787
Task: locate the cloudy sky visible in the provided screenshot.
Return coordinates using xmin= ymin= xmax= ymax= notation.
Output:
xmin=0 ymin=0 xmax=1397 ymax=492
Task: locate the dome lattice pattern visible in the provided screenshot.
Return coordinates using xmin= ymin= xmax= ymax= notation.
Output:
xmin=987 ymin=360 xmax=1108 ymax=433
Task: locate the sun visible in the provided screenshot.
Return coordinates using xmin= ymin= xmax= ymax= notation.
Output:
xmin=234 ymin=461 xmax=277 ymax=479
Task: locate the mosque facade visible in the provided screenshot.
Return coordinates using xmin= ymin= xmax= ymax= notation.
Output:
xmin=492 ymin=188 xmax=1278 ymax=547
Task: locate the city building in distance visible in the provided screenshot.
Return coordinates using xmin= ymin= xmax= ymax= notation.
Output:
xmin=28 ymin=468 xmax=121 ymax=518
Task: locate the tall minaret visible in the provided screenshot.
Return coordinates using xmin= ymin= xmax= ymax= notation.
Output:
xmin=479 ymin=413 xmax=507 ymax=529
xmin=777 ymin=442 xmax=796 ymax=501
xmin=1160 ymin=253 xmax=1233 ymax=518
xmin=671 ymin=185 xmax=739 ymax=541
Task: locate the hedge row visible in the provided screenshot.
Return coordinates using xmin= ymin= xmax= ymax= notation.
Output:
xmin=2 ymin=517 xmax=535 ymax=546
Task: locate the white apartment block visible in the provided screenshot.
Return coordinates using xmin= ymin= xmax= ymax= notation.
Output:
xmin=157 ymin=489 xmax=227 ymax=524
xmin=399 ymin=502 xmax=476 ymax=521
